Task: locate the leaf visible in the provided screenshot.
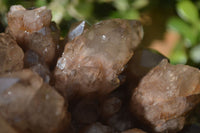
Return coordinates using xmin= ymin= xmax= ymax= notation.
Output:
xmin=170 ymin=42 xmax=187 ymax=64
xmin=177 ymin=0 xmax=199 ymax=23
xmin=167 ymin=17 xmax=197 ymax=46
xmin=132 ymin=0 xmax=149 ymax=9
xmin=111 ymin=9 xmax=139 ymax=19
xmin=113 ymin=0 xmax=129 ymax=11
xmin=190 ymin=44 xmax=200 ymax=63
xmin=75 ymin=1 xmax=93 ymax=19
xmin=36 ymin=0 xmax=47 ymax=7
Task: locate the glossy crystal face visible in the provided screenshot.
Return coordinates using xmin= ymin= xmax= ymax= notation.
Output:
xmin=54 ymin=19 xmax=143 ymax=97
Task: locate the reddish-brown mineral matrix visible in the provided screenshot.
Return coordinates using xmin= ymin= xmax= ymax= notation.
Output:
xmin=122 ymin=128 xmax=147 ymax=133
xmin=55 ymin=19 xmax=143 ymax=98
xmin=131 ymin=59 xmax=200 ymax=132
xmin=0 ymin=33 xmax=24 ymax=74
xmin=0 ymin=69 xmax=70 ymax=133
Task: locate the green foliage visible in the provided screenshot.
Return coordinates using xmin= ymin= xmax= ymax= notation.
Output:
xmin=1 ymin=0 xmax=147 ymax=23
xmin=170 ymin=41 xmax=188 ymax=64
xmin=35 ymin=0 xmax=47 ymax=7
xmin=177 ymin=0 xmax=199 ymax=23
xmin=168 ymin=17 xmax=197 ymax=45
xmin=168 ymin=0 xmax=200 ymax=66
xmin=0 ymin=0 xmax=147 ymax=35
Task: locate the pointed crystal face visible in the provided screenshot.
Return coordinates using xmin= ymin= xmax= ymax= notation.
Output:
xmin=54 ymin=19 xmax=143 ymax=98
xmin=7 ymin=5 xmax=52 ymax=33
xmin=67 ymin=21 xmax=90 ymax=41
xmin=7 ymin=5 xmax=59 ymax=65
xmin=131 ymin=59 xmax=200 ymax=132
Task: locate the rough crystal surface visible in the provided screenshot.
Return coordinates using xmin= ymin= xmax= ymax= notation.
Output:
xmin=7 ymin=5 xmax=51 ymax=34
xmin=7 ymin=5 xmax=59 ymax=64
xmin=55 ymin=19 xmax=143 ymax=98
xmin=131 ymin=59 xmax=200 ymax=132
xmin=0 ymin=69 xmax=69 ymax=133
xmin=0 ymin=33 xmax=24 ymax=74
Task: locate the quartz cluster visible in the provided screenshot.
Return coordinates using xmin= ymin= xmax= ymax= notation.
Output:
xmin=0 ymin=4 xmax=200 ymax=133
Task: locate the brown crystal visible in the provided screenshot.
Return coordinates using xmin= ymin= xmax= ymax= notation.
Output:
xmin=24 ymin=50 xmax=51 ymax=83
xmin=0 ymin=33 xmax=24 ymax=74
xmin=7 ymin=5 xmax=59 ymax=65
xmin=54 ymin=19 xmax=143 ymax=98
xmin=131 ymin=59 xmax=200 ymax=132
xmin=7 ymin=5 xmax=51 ymax=33
xmin=0 ymin=69 xmax=70 ymax=133
xmin=0 ymin=115 xmax=18 ymax=133
xmin=125 ymin=48 xmax=168 ymax=79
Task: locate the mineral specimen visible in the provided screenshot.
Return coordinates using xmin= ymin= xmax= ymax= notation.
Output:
xmin=7 ymin=5 xmax=59 ymax=65
xmin=0 ymin=33 xmax=24 ymax=74
xmin=0 ymin=69 xmax=70 ymax=133
xmin=131 ymin=59 xmax=200 ymax=132
xmin=3 ymin=4 xmax=200 ymax=133
xmin=55 ymin=19 xmax=143 ymax=98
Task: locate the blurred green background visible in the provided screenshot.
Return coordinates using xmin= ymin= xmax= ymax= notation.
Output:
xmin=0 ymin=0 xmax=200 ymax=68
